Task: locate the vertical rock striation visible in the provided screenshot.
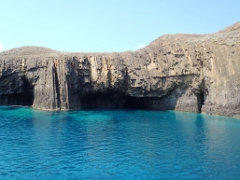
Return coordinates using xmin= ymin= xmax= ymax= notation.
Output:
xmin=0 ymin=22 xmax=240 ymax=117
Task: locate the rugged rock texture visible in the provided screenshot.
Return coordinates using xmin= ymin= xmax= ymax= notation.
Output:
xmin=0 ymin=22 xmax=240 ymax=117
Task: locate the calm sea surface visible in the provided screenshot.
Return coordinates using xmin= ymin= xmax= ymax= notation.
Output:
xmin=0 ymin=106 xmax=240 ymax=179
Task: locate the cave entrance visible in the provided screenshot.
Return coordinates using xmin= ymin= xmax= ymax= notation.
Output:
xmin=197 ymin=91 xmax=205 ymax=112
xmin=80 ymin=92 xmax=126 ymax=109
xmin=124 ymin=96 xmax=149 ymax=109
xmin=1 ymin=94 xmax=34 ymax=105
xmin=0 ymin=76 xmax=34 ymax=106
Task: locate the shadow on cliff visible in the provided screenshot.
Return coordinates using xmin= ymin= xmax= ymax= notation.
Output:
xmin=78 ymin=84 xmax=205 ymax=112
xmin=80 ymin=91 xmax=126 ymax=109
xmin=124 ymin=86 xmax=204 ymax=112
xmin=0 ymin=76 xmax=34 ymax=106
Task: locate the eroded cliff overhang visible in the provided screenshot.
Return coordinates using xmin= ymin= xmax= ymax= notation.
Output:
xmin=0 ymin=22 xmax=240 ymax=118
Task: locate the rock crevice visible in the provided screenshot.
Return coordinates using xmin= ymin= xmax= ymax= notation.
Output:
xmin=0 ymin=22 xmax=240 ymax=117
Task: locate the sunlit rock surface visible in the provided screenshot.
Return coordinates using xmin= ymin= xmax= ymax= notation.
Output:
xmin=0 ymin=22 xmax=240 ymax=117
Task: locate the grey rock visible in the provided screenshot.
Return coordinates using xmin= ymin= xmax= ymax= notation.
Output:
xmin=0 ymin=22 xmax=240 ymax=118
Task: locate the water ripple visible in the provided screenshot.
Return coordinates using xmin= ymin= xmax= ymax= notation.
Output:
xmin=0 ymin=107 xmax=240 ymax=179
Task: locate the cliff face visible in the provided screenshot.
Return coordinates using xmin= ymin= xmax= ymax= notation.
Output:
xmin=0 ymin=22 xmax=240 ymax=117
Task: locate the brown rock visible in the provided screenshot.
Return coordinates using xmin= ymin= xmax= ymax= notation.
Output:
xmin=0 ymin=22 xmax=240 ymax=118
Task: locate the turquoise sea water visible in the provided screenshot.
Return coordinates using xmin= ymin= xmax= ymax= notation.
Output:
xmin=0 ymin=106 xmax=240 ymax=179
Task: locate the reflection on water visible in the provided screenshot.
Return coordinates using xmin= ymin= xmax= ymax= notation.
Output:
xmin=0 ymin=107 xmax=240 ymax=179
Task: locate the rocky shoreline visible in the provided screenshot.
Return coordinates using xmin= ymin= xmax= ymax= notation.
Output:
xmin=0 ymin=22 xmax=240 ymax=118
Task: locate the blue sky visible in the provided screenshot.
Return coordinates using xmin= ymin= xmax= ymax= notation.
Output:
xmin=0 ymin=0 xmax=240 ymax=52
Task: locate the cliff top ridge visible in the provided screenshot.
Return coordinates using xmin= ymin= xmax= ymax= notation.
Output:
xmin=1 ymin=21 xmax=240 ymax=57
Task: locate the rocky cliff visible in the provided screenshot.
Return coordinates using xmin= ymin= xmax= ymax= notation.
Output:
xmin=0 ymin=22 xmax=240 ymax=117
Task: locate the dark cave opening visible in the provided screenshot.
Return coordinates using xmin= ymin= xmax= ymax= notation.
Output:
xmin=0 ymin=93 xmax=33 ymax=105
xmin=80 ymin=94 xmax=151 ymax=110
xmin=197 ymin=91 xmax=205 ymax=112
xmin=124 ymin=96 xmax=149 ymax=109
xmin=0 ymin=76 xmax=34 ymax=106
xmin=80 ymin=92 xmax=126 ymax=109
xmin=21 ymin=76 xmax=34 ymax=105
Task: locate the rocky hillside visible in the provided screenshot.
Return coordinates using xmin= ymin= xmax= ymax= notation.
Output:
xmin=0 ymin=22 xmax=240 ymax=118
